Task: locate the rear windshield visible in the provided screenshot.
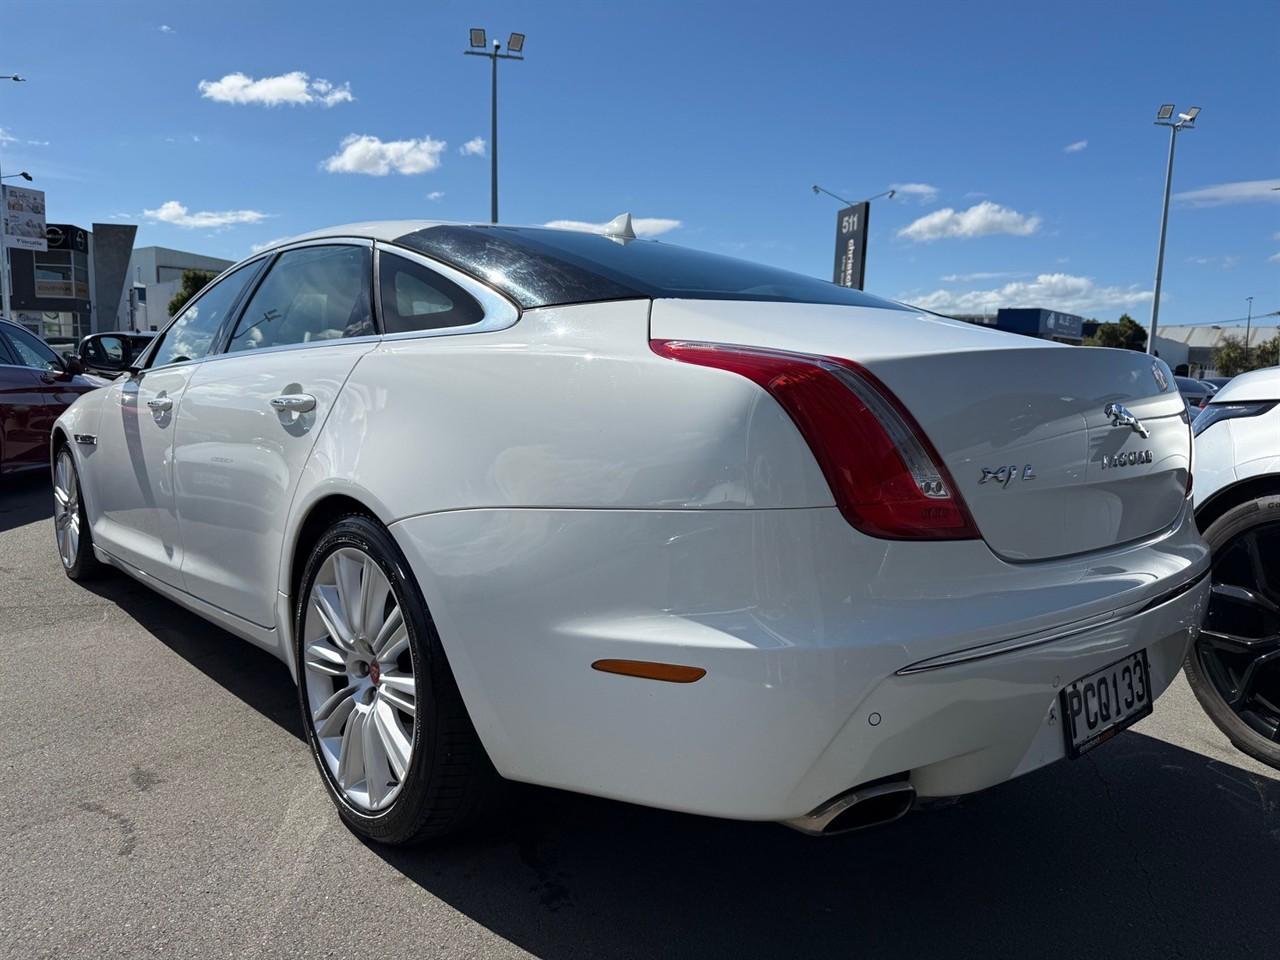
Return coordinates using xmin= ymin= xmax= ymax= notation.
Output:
xmin=394 ymin=224 xmax=908 ymax=312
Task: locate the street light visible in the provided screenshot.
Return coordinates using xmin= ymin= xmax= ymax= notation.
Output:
xmin=464 ymin=28 xmax=526 ymax=223
xmin=1246 ymin=296 xmax=1255 ymax=366
xmin=0 ymin=72 xmax=28 ymax=322
xmin=0 ymin=171 xmax=31 ymax=181
xmin=1147 ymin=103 xmax=1200 ymax=354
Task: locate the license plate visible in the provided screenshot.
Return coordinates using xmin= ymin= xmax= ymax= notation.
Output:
xmin=1059 ymin=650 xmax=1152 ymax=758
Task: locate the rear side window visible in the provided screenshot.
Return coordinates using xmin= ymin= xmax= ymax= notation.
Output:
xmin=149 ymin=262 xmax=260 ymax=367
xmin=378 ymin=251 xmax=483 ymax=332
xmin=227 ymin=245 xmax=373 ymax=353
xmin=395 ymin=224 xmax=909 ymax=311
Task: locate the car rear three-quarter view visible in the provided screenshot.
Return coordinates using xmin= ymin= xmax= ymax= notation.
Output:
xmin=51 ymin=220 xmax=1211 ymax=843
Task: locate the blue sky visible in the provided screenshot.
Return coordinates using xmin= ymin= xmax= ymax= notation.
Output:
xmin=2 ymin=0 xmax=1276 ymax=327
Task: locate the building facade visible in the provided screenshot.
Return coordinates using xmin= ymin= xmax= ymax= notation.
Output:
xmin=118 ymin=246 xmax=234 ymax=332
xmin=2 ymin=219 xmax=232 ymax=339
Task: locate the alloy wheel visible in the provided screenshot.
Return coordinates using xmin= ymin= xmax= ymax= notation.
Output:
xmin=53 ymin=450 xmax=81 ymax=570
xmin=1196 ymin=521 xmax=1280 ymax=742
xmin=302 ymin=547 xmax=417 ymax=812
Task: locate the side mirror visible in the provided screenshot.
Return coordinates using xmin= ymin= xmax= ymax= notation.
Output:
xmin=63 ymin=355 xmax=85 ymax=377
xmin=78 ymin=333 xmax=131 ymax=373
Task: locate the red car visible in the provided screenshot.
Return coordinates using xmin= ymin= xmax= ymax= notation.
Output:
xmin=0 ymin=319 xmax=99 ymax=474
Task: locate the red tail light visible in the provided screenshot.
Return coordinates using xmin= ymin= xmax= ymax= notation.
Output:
xmin=651 ymin=340 xmax=979 ymax=540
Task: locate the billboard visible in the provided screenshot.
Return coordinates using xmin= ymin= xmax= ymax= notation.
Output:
xmin=831 ymin=202 xmax=870 ymax=290
xmin=2 ymin=184 xmax=48 ymax=252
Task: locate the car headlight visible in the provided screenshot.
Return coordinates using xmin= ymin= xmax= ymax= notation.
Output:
xmin=1192 ymin=400 xmax=1277 ymax=438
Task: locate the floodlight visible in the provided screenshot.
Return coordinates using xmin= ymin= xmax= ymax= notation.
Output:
xmin=1156 ymin=104 xmax=1175 ymax=120
xmin=469 ymin=28 xmax=487 ymax=48
xmin=507 ymin=32 xmax=525 ymax=53
xmin=1183 ymin=106 xmax=1201 ymax=121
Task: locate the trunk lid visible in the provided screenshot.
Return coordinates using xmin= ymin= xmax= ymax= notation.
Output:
xmin=651 ymin=300 xmax=1190 ymax=561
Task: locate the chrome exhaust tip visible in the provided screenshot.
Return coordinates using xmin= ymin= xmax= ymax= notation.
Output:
xmin=782 ymin=779 xmax=916 ymax=836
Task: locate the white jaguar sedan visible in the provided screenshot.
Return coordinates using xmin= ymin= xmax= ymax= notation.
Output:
xmin=52 ymin=219 xmax=1209 ymax=842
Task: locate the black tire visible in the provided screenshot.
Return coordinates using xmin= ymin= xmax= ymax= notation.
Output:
xmin=53 ymin=445 xmax=107 ymax=582
xmin=295 ymin=513 xmax=498 ymax=844
xmin=1184 ymin=494 xmax=1280 ymax=769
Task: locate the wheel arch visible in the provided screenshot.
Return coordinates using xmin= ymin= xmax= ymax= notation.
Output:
xmin=1195 ymin=472 xmax=1280 ymax=534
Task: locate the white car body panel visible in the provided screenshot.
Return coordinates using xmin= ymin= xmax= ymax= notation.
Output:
xmin=1192 ymin=367 xmax=1280 ymax=509
xmin=53 ymin=221 xmax=1212 ymax=826
xmin=89 ymin=367 xmax=194 ymax=586
xmin=173 ymin=339 xmax=376 ymax=627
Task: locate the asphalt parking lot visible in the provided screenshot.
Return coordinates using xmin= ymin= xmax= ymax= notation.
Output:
xmin=1 ymin=470 xmax=1277 ymax=959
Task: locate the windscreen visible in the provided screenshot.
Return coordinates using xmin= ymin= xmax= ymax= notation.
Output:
xmin=394 ymin=224 xmax=909 ymax=312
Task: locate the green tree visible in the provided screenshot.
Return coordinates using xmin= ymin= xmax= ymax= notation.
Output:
xmin=1211 ymin=333 xmax=1279 ymax=377
xmin=167 ymin=269 xmax=218 ymax=317
xmin=1084 ymin=313 xmax=1147 ymax=351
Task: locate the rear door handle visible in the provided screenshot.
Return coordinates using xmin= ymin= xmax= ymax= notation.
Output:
xmin=270 ymin=393 xmax=316 ymax=414
xmin=146 ymin=396 xmax=173 ymax=412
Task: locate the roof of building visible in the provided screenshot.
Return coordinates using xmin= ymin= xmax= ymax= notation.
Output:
xmin=1155 ymin=324 xmax=1280 ymax=348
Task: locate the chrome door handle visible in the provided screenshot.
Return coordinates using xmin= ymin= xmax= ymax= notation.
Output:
xmin=270 ymin=393 xmax=316 ymax=414
xmin=146 ymin=396 xmax=173 ymax=412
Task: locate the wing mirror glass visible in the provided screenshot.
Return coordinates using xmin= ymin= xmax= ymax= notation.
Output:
xmin=78 ymin=333 xmax=132 ymax=373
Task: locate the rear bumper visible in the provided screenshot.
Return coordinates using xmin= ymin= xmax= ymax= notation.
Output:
xmin=390 ymin=500 xmax=1209 ymax=822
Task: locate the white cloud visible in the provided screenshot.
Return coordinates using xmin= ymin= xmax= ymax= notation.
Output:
xmin=0 ymin=127 xmax=48 ymax=146
xmin=323 ymin=134 xmax=446 ymax=175
xmin=198 ymin=71 xmax=354 ymax=107
xmin=891 ymin=182 xmax=939 ymax=203
xmin=940 ymin=271 xmax=1027 ymax=283
xmin=459 ymin=137 xmax=486 ymax=157
xmin=144 ymin=200 xmax=269 ymax=229
xmin=898 ymin=201 xmax=1041 ymax=242
xmin=904 ymin=273 xmax=1152 ymax=315
xmin=1186 ymin=255 xmax=1239 ymax=270
xmin=427 ymin=191 xmax=445 ymax=201
xmin=1063 ymin=140 xmax=1088 ymax=153
xmin=1175 ymin=178 xmax=1280 ymax=207
xmin=159 ymin=24 xmax=174 ymax=33
xmin=543 ymin=217 xmax=682 ymax=238
xmin=1270 ymin=252 xmax=1280 ymax=264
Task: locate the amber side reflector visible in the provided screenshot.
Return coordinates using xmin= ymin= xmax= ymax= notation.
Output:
xmin=591 ymin=659 xmax=706 ymax=683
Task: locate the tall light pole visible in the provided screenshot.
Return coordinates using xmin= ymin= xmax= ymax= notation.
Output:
xmin=1245 ymin=296 xmax=1255 ymax=367
xmin=0 ymin=73 xmax=27 ymax=323
xmin=1147 ymin=104 xmax=1200 ymax=354
xmin=464 ymin=29 xmax=525 ymax=224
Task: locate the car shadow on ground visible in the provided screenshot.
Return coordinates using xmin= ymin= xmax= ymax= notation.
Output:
xmin=47 ymin=472 xmax=1277 ymax=958
xmin=0 ymin=470 xmax=54 ymax=535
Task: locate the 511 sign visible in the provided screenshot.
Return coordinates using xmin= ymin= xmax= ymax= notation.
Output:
xmin=832 ymin=201 xmax=870 ymax=290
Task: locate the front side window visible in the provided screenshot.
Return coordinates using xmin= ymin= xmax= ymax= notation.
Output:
xmin=148 ymin=262 xmax=260 ymax=368
xmin=379 ymin=252 xmax=483 ymax=332
xmin=2 ymin=323 xmax=59 ymax=370
xmin=227 ymin=245 xmax=373 ymax=353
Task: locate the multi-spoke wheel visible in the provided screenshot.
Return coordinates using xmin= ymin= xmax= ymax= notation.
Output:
xmin=296 ymin=514 xmax=497 ymax=843
xmin=52 ymin=447 xmax=104 ymax=581
xmin=1185 ymin=494 xmax=1280 ymax=769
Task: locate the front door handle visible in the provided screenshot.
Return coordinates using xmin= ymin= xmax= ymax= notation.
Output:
xmin=270 ymin=393 xmax=316 ymax=414
xmin=146 ymin=396 xmax=173 ymax=413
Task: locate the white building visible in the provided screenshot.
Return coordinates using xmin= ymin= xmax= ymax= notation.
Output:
xmin=1153 ymin=323 xmax=1280 ymax=377
xmin=115 ymin=246 xmax=234 ymax=332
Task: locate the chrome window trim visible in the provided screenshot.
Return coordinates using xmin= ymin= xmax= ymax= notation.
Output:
xmin=374 ymin=241 xmax=519 ymax=340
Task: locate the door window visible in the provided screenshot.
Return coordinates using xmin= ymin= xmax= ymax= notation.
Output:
xmin=378 ymin=251 xmax=483 ymax=332
xmin=2 ymin=324 xmax=60 ymax=371
xmin=227 ymin=245 xmax=373 ymax=353
xmin=148 ymin=262 xmax=260 ymax=368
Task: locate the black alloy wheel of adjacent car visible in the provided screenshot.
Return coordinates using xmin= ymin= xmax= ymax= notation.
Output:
xmin=1184 ymin=494 xmax=1280 ymax=769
